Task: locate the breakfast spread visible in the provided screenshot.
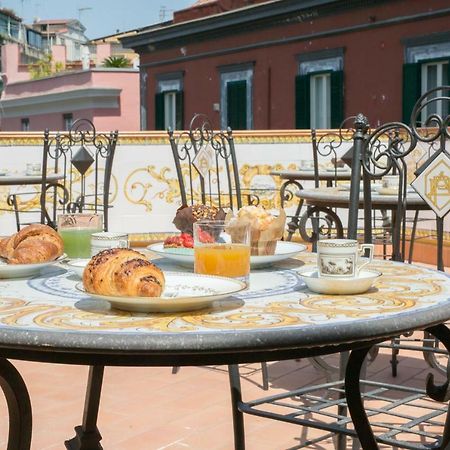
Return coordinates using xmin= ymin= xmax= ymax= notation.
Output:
xmin=83 ymin=248 xmax=165 ymax=297
xmin=226 ymin=205 xmax=286 ymax=255
xmin=0 ymin=224 xmax=64 ymax=264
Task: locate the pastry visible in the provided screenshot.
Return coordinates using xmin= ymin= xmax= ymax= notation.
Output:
xmin=172 ymin=204 xmax=226 ymax=237
xmin=83 ymin=248 xmax=165 ymax=297
xmin=0 ymin=224 xmax=64 ymax=264
xmin=227 ymin=206 xmax=286 ymax=256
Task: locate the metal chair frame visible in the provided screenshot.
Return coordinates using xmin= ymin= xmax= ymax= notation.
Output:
xmin=39 ymin=119 xmax=118 ymax=231
xmin=168 ymin=113 xmax=244 ymax=210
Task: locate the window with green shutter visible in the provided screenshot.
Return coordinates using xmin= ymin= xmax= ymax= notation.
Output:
xmin=155 ymin=92 xmax=165 ymax=130
xmin=227 ymin=80 xmax=247 ymax=130
xmin=297 ymin=50 xmax=344 ymax=129
xmin=155 ymin=90 xmax=184 ymax=130
xmin=330 ymin=70 xmax=344 ymax=128
xmin=402 ymin=62 xmax=421 ymax=124
xmin=295 ymin=74 xmax=310 ymax=129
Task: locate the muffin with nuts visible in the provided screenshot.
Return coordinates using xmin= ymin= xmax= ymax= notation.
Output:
xmin=172 ymin=204 xmax=226 ymax=238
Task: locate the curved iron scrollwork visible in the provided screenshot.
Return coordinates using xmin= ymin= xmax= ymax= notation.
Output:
xmin=298 ymin=206 xmax=344 ymax=243
xmin=410 ymin=85 xmax=450 ymax=145
xmin=168 ymin=113 xmax=242 ymax=210
xmin=345 ymin=323 xmax=450 ymax=449
xmin=41 ymin=119 xmax=118 ymax=229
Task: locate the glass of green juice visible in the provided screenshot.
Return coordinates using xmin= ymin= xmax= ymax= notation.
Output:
xmin=57 ymin=213 xmax=103 ymax=259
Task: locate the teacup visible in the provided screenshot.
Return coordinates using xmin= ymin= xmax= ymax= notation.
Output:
xmin=317 ymin=239 xmax=374 ymax=278
xmin=91 ymin=232 xmax=129 ymax=256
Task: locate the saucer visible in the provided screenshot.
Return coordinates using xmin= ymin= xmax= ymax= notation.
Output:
xmin=64 ymin=259 xmax=90 ymax=278
xmin=300 ymin=269 xmax=381 ymax=295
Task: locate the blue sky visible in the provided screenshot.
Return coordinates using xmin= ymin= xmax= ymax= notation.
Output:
xmin=1 ymin=0 xmax=194 ymax=38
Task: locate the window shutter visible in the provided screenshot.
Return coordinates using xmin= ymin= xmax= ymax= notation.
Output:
xmin=447 ymin=60 xmax=450 ymax=116
xmin=155 ymin=92 xmax=165 ymax=130
xmin=330 ymin=70 xmax=344 ymax=129
xmin=227 ymin=80 xmax=247 ymax=130
xmin=402 ymin=63 xmax=421 ymax=124
xmin=175 ymin=91 xmax=184 ymax=130
xmin=295 ymin=74 xmax=310 ymax=129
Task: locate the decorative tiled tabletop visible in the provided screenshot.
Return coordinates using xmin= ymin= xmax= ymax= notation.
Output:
xmin=0 ymin=254 xmax=449 ymax=342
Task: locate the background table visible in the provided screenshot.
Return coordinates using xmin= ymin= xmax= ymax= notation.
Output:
xmin=296 ymin=186 xmax=427 ymax=210
xmin=0 ymin=254 xmax=449 ymax=449
xmin=0 ymin=173 xmax=64 ymax=186
xmin=270 ymin=169 xmax=353 ymax=240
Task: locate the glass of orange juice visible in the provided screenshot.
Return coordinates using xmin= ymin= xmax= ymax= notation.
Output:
xmin=193 ymin=220 xmax=250 ymax=284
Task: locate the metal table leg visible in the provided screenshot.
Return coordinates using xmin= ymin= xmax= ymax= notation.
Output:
xmin=228 ymin=364 xmax=246 ymax=450
xmin=65 ymin=365 xmax=104 ymax=450
xmin=0 ymin=358 xmax=32 ymax=450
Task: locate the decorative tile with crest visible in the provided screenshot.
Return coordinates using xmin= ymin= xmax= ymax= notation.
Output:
xmin=411 ymin=151 xmax=450 ymax=218
xmin=192 ymin=143 xmax=214 ymax=179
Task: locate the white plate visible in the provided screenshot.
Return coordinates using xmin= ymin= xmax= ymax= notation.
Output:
xmin=76 ymin=272 xmax=246 ymax=312
xmin=0 ymin=254 xmax=67 ymax=279
xmin=148 ymin=241 xmax=307 ymax=269
xmin=64 ymin=259 xmax=91 ymax=278
xmin=300 ymin=269 xmax=381 ymax=295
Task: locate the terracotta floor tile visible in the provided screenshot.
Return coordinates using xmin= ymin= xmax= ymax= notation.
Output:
xmin=0 ymin=346 xmax=448 ymax=449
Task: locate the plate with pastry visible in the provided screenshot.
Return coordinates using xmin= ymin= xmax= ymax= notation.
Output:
xmin=0 ymin=224 xmax=65 ymax=278
xmin=78 ymin=248 xmax=246 ymax=312
xmin=149 ymin=239 xmax=306 ymax=269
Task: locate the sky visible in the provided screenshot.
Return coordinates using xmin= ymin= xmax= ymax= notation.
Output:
xmin=0 ymin=0 xmax=195 ymax=39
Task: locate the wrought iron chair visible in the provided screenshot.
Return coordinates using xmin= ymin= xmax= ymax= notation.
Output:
xmin=10 ymin=119 xmax=118 ymax=231
xmin=297 ymin=120 xmax=361 ymax=249
xmin=168 ymin=113 xmax=269 ymax=389
xmin=357 ymin=86 xmax=450 ymax=377
xmin=168 ymin=113 xmax=253 ymax=210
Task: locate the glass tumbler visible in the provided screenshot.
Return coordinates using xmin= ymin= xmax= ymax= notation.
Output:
xmin=57 ymin=213 xmax=103 ymax=259
xmin=193 ymin=220 xmax=250 ymax=283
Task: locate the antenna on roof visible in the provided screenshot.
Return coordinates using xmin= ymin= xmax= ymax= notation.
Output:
xmin=159 ymin=5 xmax=174 ymax=22
xmin=78 ymin=6 xmax=92 ymax=21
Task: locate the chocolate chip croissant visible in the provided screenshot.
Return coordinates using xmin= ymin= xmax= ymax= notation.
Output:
xmin=83 ymin=248 xmax=165 ymax=297
xmin=0 ymin=224 xmax=64 ymax=264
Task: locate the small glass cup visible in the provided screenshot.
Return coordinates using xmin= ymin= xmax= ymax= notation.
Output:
xmin=57 ymin=213 xmax=103 ymax=259
xmin=194 ymin=220 xmax=250 ymax=284
xmin=26 ymin=163 xmax=41 ymax=175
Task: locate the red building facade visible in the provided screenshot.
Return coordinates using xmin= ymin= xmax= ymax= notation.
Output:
xmin=122 ymin=0 xmax=450 ymax=131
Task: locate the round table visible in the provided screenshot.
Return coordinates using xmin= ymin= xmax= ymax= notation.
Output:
xmin=0 ymin=254 xmax=450 ymax=449
xmin=270 ymin=169 xmax=353 ymax=240
xmin=0 ymin=173 xmax=64 ymax=186
xmin=296 ymin=186 xmax=427 ymax=210
xmin=270 ymin=168 xmax=353 ymax=183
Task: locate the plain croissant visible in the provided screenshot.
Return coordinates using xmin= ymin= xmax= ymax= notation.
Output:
xmin=83 ymin=248 xmax=165 ymax=297
xmin=0 ymin=224 xmax=64 ymax=264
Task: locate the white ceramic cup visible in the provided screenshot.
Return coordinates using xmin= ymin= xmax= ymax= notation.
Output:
xmin=317 ymin=239 xmax=374 ymax=278
xmin=91 ymin=232 xmax=129 ymax=256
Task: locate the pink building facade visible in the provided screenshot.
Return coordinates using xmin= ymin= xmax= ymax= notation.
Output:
xmin=1 ymin=44 xmax=140 ymax=132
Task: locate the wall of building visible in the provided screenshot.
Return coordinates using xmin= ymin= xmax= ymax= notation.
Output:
xmin=138 ymin=0 xmax=450 ymax=130
xmin=1 ymin=68 xmax=139 ymax=131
